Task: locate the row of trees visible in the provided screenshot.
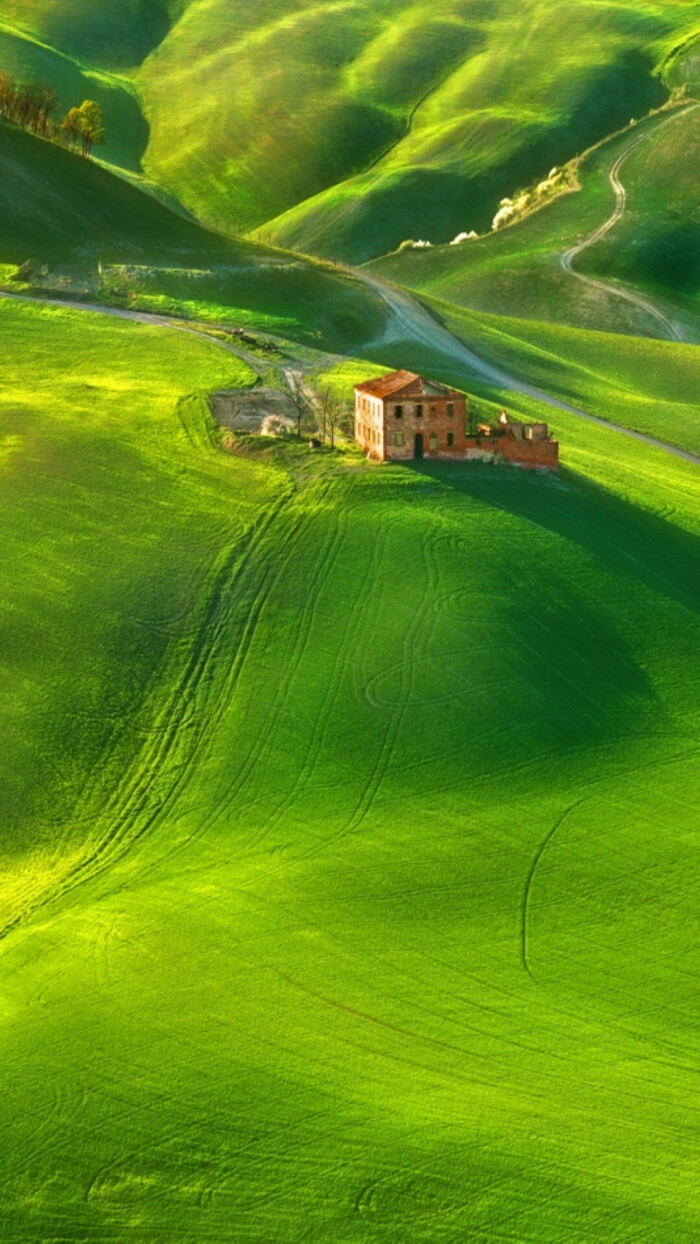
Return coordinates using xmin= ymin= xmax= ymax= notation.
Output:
xmin=0 ymin=73 xmax=105 ymax=156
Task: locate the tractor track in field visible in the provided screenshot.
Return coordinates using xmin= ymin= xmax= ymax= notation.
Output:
xmin=245 ymin=498 xmax=392 ymax=852
xmin=0 ymin=490 xmax=292 ymax=944
xmin=560 ymin=108 xmax=699 ymax=344
xmin=521 ymin=799 xmax=585 ymax=981
xmin=293 ymin=529 xmax=441 ymax=865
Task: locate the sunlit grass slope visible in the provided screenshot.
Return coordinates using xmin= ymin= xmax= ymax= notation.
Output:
xmin=5 ymin=1 xmax=698 ymax=262
xmin=1 ymin=299 xmax=699 ymax=1240
xmin=369 ymin=105 xmax=700 ymax=339
xmin=430 ymin=298 xmax=700 ymax=455
xmin=0 ymin=297 xmax=258 ymax=926
xmin=0 ymin=121 xmax=390 ymax=351
xmin=249 ymin=0 xmax=696 ymax=261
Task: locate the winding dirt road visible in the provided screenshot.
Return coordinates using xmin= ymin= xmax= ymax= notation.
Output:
xmin=0 ymin=290 xmax=266 ymax=377
xmin=359 ymin=272 xmax=700 ymax=466
xmin=561 ymin=108 xmax=698 ymax=344
xmin=2 ymin=283 xmax=699 ymax=466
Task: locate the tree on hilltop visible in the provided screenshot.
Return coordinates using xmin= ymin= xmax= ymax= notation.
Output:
xmin=35 ymin=87 xmax=58 ymax=137
xmin=0 ymin=69 xmax=106 ymax=157
xmin=77 ymin=101 xmax=105 ymax=157
xmin=0 ymin=72 xmax=13 ymax=118
xmin=61 ymin=107 xmax=82 ymax=150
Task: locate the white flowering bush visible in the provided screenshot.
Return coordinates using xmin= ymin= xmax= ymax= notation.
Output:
xmin=261 ymin=414 xmax=294 ymax=438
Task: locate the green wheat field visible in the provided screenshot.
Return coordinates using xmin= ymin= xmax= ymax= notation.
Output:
xmin=1 ymin=1 xmax=699 ymax=1239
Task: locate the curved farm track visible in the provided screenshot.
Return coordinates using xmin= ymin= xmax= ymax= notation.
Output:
xmin=358 ymin=273 xmax=700 ymax=466
xmin=2 ymin=284 xmax=699 ymax=466
xmin=561 ymin=108 xmax=699 ymax=345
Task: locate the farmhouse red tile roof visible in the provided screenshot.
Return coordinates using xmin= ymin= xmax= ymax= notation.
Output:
xmin=354 ymin=370 xmax=460 ymax=399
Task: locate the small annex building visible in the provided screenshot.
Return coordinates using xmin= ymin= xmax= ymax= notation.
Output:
xmin=354 ymin=370 xmax=558 ymax=469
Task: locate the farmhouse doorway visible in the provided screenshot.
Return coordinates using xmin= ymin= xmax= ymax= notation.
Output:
xmin=414 ymin=433 xmax=424 ymax=459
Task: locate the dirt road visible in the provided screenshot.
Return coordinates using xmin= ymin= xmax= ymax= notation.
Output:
xmin=2 ymin=285 xmax=698 ymax=466
xmin=359 ymin=272 xmax=700 ymax=466
xmin=561 ymin=109 xmax=698 ymax=344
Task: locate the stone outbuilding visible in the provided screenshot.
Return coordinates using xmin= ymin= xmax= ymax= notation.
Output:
xmin=354 ymin=371 xmax=558 ymax=469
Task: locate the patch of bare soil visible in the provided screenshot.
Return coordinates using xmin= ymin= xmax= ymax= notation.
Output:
xmin=212 ymin=387 xmax=296 ymax=433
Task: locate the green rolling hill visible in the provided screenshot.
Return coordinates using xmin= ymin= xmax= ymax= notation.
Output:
xmin=1 ymin=3 xmax=699 ymax=1239
xmin=1 ymin=1 xmax=698 ymax=261
xmin=1 ymin=296 xmax=699 ymax=1239
xmin=368 ymin=103 xmax=700 ymax=341
xmin=0 ymin=120 xmax=390 ymax=351
xmin=0 ymin=16 xmax=147 ymax=172
xmin=0 ymin=1 xmax=170 ymax=70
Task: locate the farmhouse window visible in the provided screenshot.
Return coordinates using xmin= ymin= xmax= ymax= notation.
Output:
xmin=395 ymin=404 xmax=403 ymax=419
xmin=447 ymin=431 xmax=454 ymax=447
xmin=395 ymin=431 xmax=404 ymax=447
xmin=416 ymin=404 xmax=423 ymax=418
xmin=447 ymin=402 xmax=454 ymax=418
xmin=430 ymin=434 xmax=438 ymax=450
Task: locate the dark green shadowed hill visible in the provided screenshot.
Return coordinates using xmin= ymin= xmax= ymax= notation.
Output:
xmin=0 ymin=121 xmax=390 ymax=351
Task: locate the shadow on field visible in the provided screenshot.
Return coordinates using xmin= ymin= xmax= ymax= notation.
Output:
xmin=409 ymin=460 xmax=700 ymax=618
xmin=388 ymin=459 xmax=700 ymax=753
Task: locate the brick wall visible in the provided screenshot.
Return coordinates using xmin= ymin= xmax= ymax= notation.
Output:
xmin=355 ymin=392 xmax=385 ymax=460
xmin=461 ymin=437 xmax=559 ymax=468
xmin=355 ymin=386 xmax=558 ymax=469
xmin=382 ymin=394 xmax=468 ymax=461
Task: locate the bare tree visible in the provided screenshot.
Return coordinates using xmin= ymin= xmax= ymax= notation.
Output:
xmin=286 ymin=370 xmax=310 ymax=438
xmin=36 ymin=87 xmax=58 ymax=137
xmin=0 ymin=73 xmax=14 ymax=118
xmin=316 ymin=387 xmax=344 ymax=449
xmin=14 ymin=84 xmax=37 ymax=129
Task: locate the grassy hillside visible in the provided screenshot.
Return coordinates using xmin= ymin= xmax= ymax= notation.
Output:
xmin=0 ymin=299 xmax=258 ymax=923
xmin=4 ymin=1 xmax=698 ymax=261
xmin=250 ymin=0 xmax=696 ymax=261
xmin=0 ymin=2 xmax=171 ymax=71
xmin=1 ymin=298 xmax=699 ymax=1240
xmin=0 ymin=120 xmax=390 ymax=351
xmin=368 ymin=105 xmax=700 ymax=340
xmin=0 ymin=17 xmax=148 ymax=170
xmin=424 ymin=299 xmax=700 ymax=455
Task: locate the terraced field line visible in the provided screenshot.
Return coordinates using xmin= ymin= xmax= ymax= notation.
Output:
xmin=358 ymin=273 xmax=700 ymax=466
xmin=561 ymin=108 xmax=699 ymax=344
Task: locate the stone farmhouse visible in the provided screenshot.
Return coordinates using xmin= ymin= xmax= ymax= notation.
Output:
xmin=354 ymin=370 xmax=558 ymax=469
